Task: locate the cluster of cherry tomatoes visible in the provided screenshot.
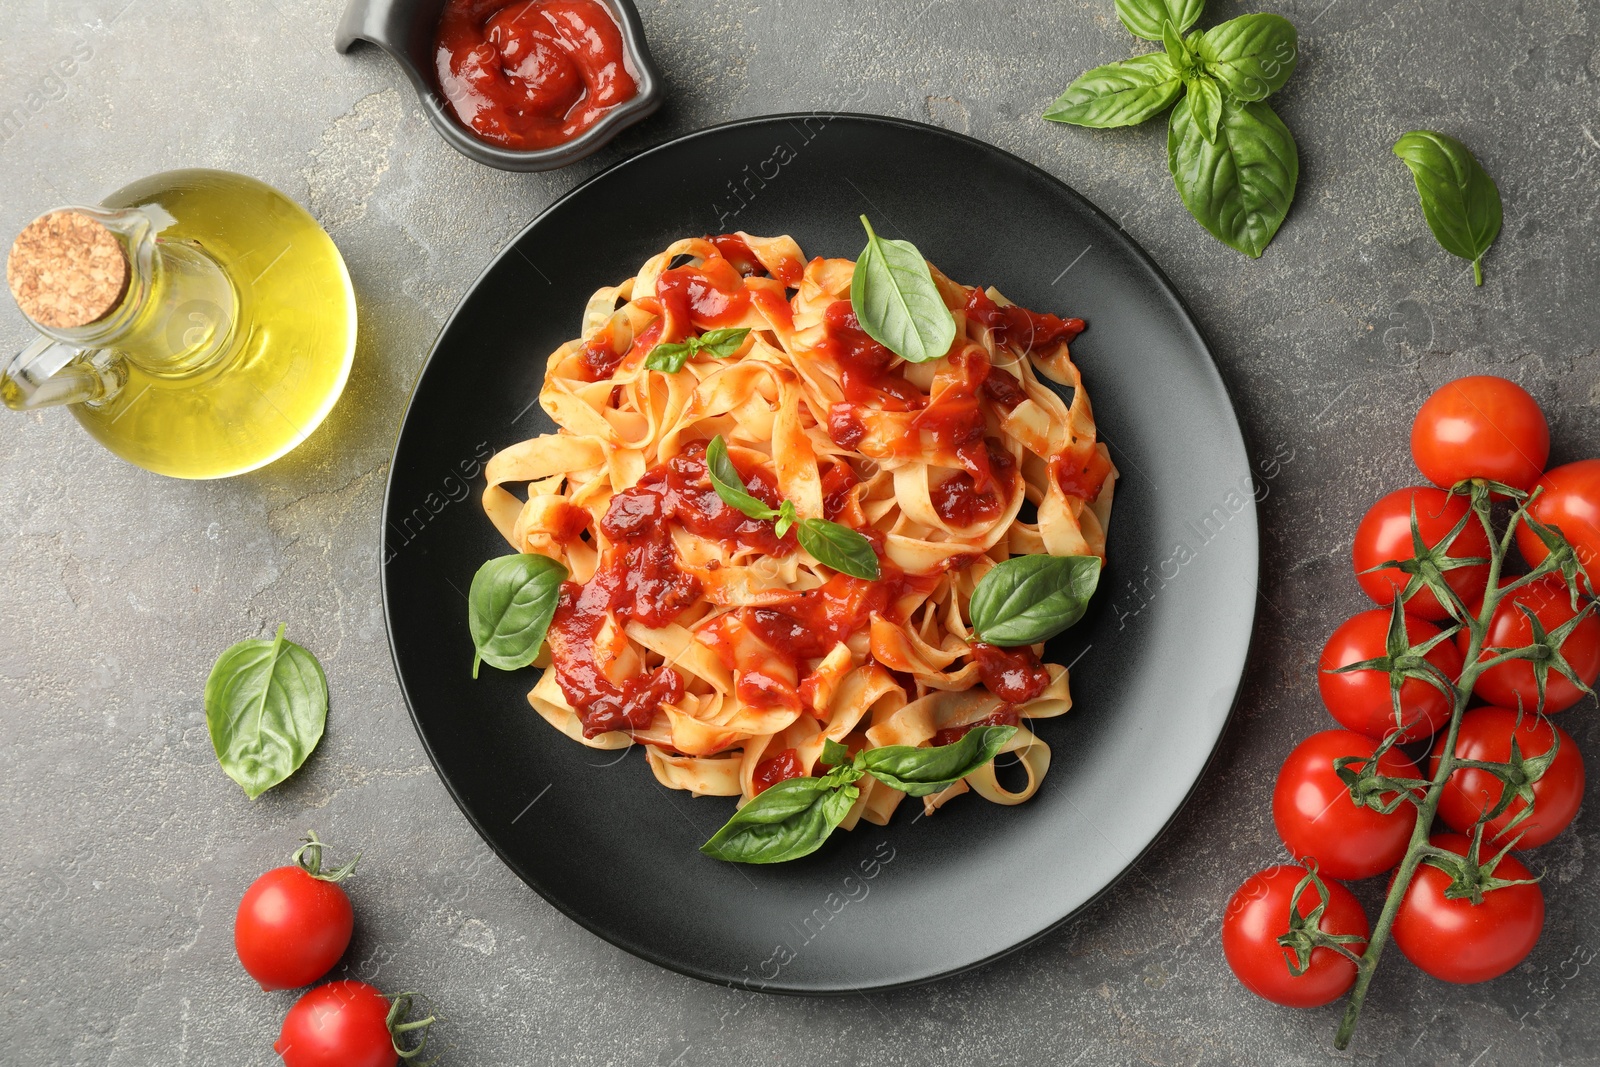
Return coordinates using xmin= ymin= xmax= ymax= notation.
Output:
xmin=234 ymin=834 xmax=432 ymax=1067
xmin=1223 ymin=376 xmax=1600 ymax=1008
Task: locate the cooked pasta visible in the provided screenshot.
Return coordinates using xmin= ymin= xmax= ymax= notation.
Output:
xmin=480 ymin=231 xmax=1115 ymax=830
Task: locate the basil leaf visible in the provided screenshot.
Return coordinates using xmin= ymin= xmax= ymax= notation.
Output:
xmin=468 ymin=553 xmax=568 ymax=678
xmin=970 ymin=554 xmax=1102 ymax=646
xmin=1044 ymin=53 xmax=1183 ymax=128
xmin=695 ymin=327 xmax=750 ymax=358
xmin=645 ymin=327 xmax=751 ymax=373
xmin=1196 ymin=13 xmax=1299 ymax=101
xmin=204 ymin=624 xmax=329 ymax=800
xmin=850 ymin=216 xmax=957 ymax=365
xmin=858 ymin=725 xmax=1018 ymax=798
xmin=1116 ymin=0 xmax=1204 ymax=41
xmin=699 ymin=775 xmax=860 ymax=864
xmin=797 ymin=518 xmax=881 ymax=580
xmin=1161 ymin=21 xmax=1201 ymax=79
xmin=820 ymin=738 xmax=853 ymax=767
xmin=705 ymin=434 xmax=780 ymax=521
xmin=773 ymin=499 xmax=798 ymax=538
xmin=1186 ymin=74 xmax=1223 ymax=144
xmin=1392 ymin=130 xmax=1503 ymax=286
xmin=1168 ymin=93 xmax=1298 ymax=258
xmin=820 ymin=762 xmax=863 ymax=788
xmin=644 ymin=341 xmax=693 ymax=373
xmin=705 ymin=438 xmax=876 ymax=574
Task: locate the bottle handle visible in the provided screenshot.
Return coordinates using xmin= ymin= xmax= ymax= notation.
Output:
xmin=1 ymin=336 xmax=123 ymax=410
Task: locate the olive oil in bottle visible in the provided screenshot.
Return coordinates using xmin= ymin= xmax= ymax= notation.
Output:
xmin=3 ymin=169 xmax=356 ymax=479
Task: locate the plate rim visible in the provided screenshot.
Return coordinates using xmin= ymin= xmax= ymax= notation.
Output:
xmin=379 ymin=111 xmax=1261 ymax=994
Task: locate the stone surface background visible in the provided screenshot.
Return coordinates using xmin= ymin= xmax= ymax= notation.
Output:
xmin=2 ymin=0 xmax=1598 ymax=1063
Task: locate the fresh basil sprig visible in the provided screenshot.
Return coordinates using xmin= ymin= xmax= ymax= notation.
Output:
xmin=700 ymin=725 xmax=1018 ymax=863
xmin=1392 ymin=131 xmax=1503 ymax=286
xmin=204 ymin=624 xmax=329 ymax=800
xmin=849 ymin=216 xmax=956 ymax=364
xmin=970 ymin=554 xmax=1103 ymax=646
xmin=773 ymin=499 xmax=799 ymax=538
xmin=644 ymin=327 xmax=750 ymax=374
xmin=1046 ymin=2 xmax=1301 ymax=258
xmin=704 ymin=435 xmax=881 ymax=580
xmin=468 ymin=553 xmax=568 ymax=678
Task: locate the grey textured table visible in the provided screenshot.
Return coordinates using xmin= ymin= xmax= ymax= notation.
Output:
xmin=2 ymin=1 xmax=1598 ymax=1064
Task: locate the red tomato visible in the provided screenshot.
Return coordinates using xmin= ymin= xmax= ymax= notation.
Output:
xmin=275 ymin=981 xmax=397 ymax=1067
xmin=236 ymin=867 xmax=354 ymax=990
xmin=1272 ymin=730 xmax=1421 ymax=880
xmin=1221 ymin=865 xmax=1369 ymax=1008
xmin=1518 ymin=459 xmax=1600 ymax=583
xmin=1432 ymin=706 xmax=1584 ymax=849
xmin=1352 ymin=488 xmax=1491 ymax=621
xmin=1318 ymin=609 xmax=1463 ymax=741
xmin=1392 ymin=833 xmax=1544 ymax=983
xmin=1410 ymin=375 xmax=1549 ymax=492
xmin=1462 ymin=575 xmax=1600 ymax=713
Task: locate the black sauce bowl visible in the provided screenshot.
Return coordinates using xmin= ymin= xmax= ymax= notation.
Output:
xmin=335 ymin=0 xmax=663 ymax=171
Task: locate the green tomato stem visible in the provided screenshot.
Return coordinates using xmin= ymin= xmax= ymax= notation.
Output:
xmin=1333 ymin=484 xmax=1507 ymax=1050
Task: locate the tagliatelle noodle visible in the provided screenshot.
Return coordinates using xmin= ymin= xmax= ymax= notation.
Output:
xmin=480 ymin=231 xmax=1115 ymax=829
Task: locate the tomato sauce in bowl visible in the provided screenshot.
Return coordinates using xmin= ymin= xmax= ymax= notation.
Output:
xmin=434 ymin=0 xmax=639 ymax=151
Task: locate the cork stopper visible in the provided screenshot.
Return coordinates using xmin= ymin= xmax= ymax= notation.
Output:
xmin=7 ymin=210 xmax=130 ymax=330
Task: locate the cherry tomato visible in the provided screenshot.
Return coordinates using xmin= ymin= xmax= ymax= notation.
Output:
xmin=1318 ymin=609 xmax=1463 ymax=741
xmin=1461 ymin=575 xmax=1600 ymax=713
xmin=275 ymin=981 xmax=398 ymax=1067
xmin=1392 ymin=833 xmax=1544 ymax=984
xmin=1410 ymin=375 xmax=1549 ymax=492
xmin=1272 ymin=730 xmax=1421 ymax=880
xmin=1222 ymin=865 xmax=1370 ymax=1008
xmin=236 ymin=851 xmax=354 ymax=990
xmin=1352 ymin=487 xmax=1491 ymax=621
xmin=1432 ymin=706 xmax=1584 ymax=849
xmin=1518 ymin=459 xmax=1600 ymax=583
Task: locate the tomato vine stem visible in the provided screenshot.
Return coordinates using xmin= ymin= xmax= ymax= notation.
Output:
xmin=1333 ymin=483 xmax=1562 ymax=1049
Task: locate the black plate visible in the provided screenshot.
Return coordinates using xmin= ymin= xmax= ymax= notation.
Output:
xmin=382 ymin=114 xmax=1258 ymax=993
